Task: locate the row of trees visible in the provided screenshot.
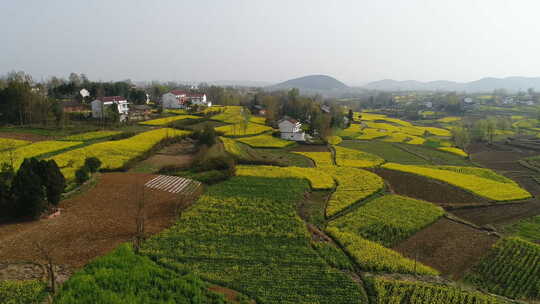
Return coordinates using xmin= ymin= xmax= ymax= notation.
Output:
xmin=0 ymin=158 xmax=65 ymax=220
xmin=451 ymin=116 xmax=514 ymax=148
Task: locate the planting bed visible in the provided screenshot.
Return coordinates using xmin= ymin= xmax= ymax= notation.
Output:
xmin=0 ymin=173 xmax=195 ymax=268
xmin=393 ymin=218 xmax=498 ymax=279
xmin=374 ymin=168 xmax=486 ymax=206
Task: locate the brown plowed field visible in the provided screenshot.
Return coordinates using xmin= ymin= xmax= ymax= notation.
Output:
xmin=0 ymin=131 xmax=53 ymax=142
xmin=451 ymin=201 xmax=540 ymax=227
xmin=0 ymin=173 xmax=193 ymax=268
xmin=393 ymin=218 xmax=498 ymax=280
xmin=374 ymin=168 xmax=487 ymax=207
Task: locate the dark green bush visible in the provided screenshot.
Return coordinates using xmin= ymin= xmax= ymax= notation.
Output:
xmin=84 ymin=157 xmax=102 ymax=173
xmin=75 ymin=166 xmax=90 ymax=185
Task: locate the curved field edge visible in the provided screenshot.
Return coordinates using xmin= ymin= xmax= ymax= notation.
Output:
xmin=325 ymin=167 xmax=385 ymax=217
xmin=381 ymin=163 xmax=531 ymax=201
xmin=328 ymin=194 xmax=444 ymax=247
xmin=141 ymin=176 xmax=367 ymax=304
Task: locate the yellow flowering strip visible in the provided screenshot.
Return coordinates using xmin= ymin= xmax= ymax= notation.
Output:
xmin=327 ymin=228 xmax=439 ymax=275
xmin=326 ymin=167 xmax=384 ymax=217
xmin=236 ymin=134 xmax=294 ymax=148
xmin=336 ymin=124 xmax=362 ymax=138
xmin=0 ymin=140 xmax=83 ymax=168
xmin=355 ymin=113 xmax=386 ymax=121
xmin=165 ymin=109 xmax=187 ymax=115
xmin=365 ymin=122 xmax=401 ymax=133
xmin=293 ymin=151 xmax=334 ymax=167
xmin=215 ymin=122 xmax=273 ymax=136
xmin=381 ymin=132 xmax=411 ymax=143
xmin=417 ymin=126 xmax=451 ymax=137
xmin=236 ymin=165 xmax=335 ymax=190
xmin=433 ymin=166 xmax=516 ymax=184
xmin=329 ymin=195 xmax=444 ymax=247
xmin=249 ymin=116 xmax=266 ymax=124
xmin=140 ymin=115 xmax=201 ymax=126
xmin=0 ymin=138 xmax=30 ymax=151
xmin=327 ymin=136 xmax=342 ymax=145
xmin=406 ymin=136 xmax=426 ymax=145
xmin=437 ymin=116 xmax=461 ymax=123
xmin=356 ymin=128 xmax=388 ymax=140
xmin=220 ymin=137 xmax=252 ymax=159
xmin=438 ymin=147 xmax=468 ymax=157
xmin=210 ymin=106 xmax=244 ymax=123
xmin=50 ymin=128 xmax=190 ymax=180
xmin=61 ymin=130 xmax=122 ymax=141
xmin=334 ymin=146 xmax=384 ymax=168
xmin=382 ymin=163 xmax=531 ymax=201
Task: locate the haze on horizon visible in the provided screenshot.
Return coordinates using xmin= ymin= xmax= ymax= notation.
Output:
xmin=1 ymin=0 xmax=540 ymax=86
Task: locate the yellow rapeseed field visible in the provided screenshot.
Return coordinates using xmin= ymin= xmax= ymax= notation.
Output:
xmin=50 ymin=128 xmax=190 ymax=180
xmin=140 ymin=115 xmax=201 ymax=126
xmin=215 ymin=122 xmax=273 ymax=136
xmin=0 ymin=138 xmax=31 ymax=151
xmin=293 ymin=151 xmax=334 ymax=167
xmin=61 ymin=130 xmax=123 ymax=141
xmin=334 ymin=146 xmax=384 ymax=168
xmin=382 ymin=163 xmax=531 ymax=201
xmin=237 ymin=134 xmax=294 ymax=148
xmin=236 ymin=165 xmax=335 ymax=190
xmin=0 ymin=140 xmax=83 ymax=168
xmin=438 ymin=147 xmax=468 ymax=157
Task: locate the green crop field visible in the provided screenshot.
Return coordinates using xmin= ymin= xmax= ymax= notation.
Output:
xmin=339 ymin=140 xmax=429 ymax=164
xmin=328 ymin=195 xmax=444 ymax=247
xmin=465 ymin=237 xmax=540 ymax=301
xmin=368 ymin=277 xmax=508 ymax=304
xmin=142 ymin=176 xmax=366 ymax=304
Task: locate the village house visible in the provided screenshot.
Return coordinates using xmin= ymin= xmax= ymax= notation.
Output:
xmin=161 ymin=90 xmax=212 ymax=109
xmin=278 ymin=117 xmax=306 ymax=141
xmin=62 ymin=100 xmax=88 ymax=113
xmin=91 ymin=96 xmax=129 ymax=121
xmin=129 ymin=104 xmax=152 ymax=121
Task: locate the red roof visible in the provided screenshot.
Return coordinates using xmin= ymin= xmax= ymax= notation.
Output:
xmin=98 ymin=96 xmax=126 ymax=102
xmin=170 ymin=90 xmax=188 ymax=96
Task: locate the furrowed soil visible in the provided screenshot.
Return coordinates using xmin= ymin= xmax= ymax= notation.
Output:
xmin=0 ymin=173 xmax=194 ymax=268
xmin=374 ymin=168 xmax=487 ymax=207
xmin=451 ymin=142 xmax=540 ymax=227
xmin=393 ymin=218 xmax=498 ymax=280
xmin=0 ymin=131 xmax=53 ymax=142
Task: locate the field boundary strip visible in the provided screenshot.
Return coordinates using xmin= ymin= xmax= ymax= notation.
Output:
xmin=145 ymin=175 xmax=202 ymax=194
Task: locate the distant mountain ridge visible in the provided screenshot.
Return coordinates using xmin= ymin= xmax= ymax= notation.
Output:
xmin=363 ymin=77 xmax=540 ymax=92
xmin=270 ymin=75 xmax=348 ymax=91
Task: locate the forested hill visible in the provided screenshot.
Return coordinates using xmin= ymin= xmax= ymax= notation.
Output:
xmin=270 ymin=75 xmax=348 ymax=91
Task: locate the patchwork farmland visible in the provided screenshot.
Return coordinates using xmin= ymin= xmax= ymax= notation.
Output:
xmin=1 ymin=105 xmax=540 ymax=304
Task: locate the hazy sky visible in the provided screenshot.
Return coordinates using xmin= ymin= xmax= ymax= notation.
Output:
xmin=2 ymin=0 xmax=540 ymax=85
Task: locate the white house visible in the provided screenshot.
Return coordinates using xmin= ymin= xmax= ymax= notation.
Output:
xmin=278 ymin=117 xmax=306 ymax=141
xmin=161 ymin=90 xmax=211 ymax=109
xmin=91 ymin=96 xmax=129 ymax=121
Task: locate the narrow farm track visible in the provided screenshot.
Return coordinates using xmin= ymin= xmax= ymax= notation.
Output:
xmin=0 ymin=173 xmax=200 ymax=268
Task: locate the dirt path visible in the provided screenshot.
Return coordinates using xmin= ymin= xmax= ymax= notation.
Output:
xmin=0 ymin=173 xmax=194 ymax=268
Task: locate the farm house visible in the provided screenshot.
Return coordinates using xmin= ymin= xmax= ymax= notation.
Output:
xmin=161 ymin=90 xmax=212 ymax=110
xmin=91 ymin=96 xmax=129 ymax=122
xmin=278 ymin=117 xmax=306 ymax=141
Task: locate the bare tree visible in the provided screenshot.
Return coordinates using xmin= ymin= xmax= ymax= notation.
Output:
xmin=133 ymin=184 xmax=146 ymax=254
xmin=34 ymin=242 xmax=57 ymax=296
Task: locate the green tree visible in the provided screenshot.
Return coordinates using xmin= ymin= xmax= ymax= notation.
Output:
xmin=42 ymin=160 xmax=65 ymax=206
xmin=451 ymin=124 xmax=470 ymax=149
xmin=11 ymin=159 xmax=46 ymax=219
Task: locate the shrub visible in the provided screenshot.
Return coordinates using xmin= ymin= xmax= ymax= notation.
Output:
xmin=0 ymin=280 xmax=47 ymax=304
xmin=42 ymin=159 xmax=65 ymax=206
xmin=84 ymin=157 xmax=102 ymax=173
xmin=11 ymin=158 xmax=46 ymax=219
xmin=192 ymin=124 xmax=217 ymax=146
xmin=75 ymin=166 xmax=90 ymax=185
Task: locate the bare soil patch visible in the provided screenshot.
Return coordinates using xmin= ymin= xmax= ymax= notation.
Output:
xmin=0 ymin=173 xmax=194 ymax=268
xmin=374 ymin=168 xmax=487 ymax=207
xmin=451 ymin=200 xmax=540 ymax=227
xmin=290 ymin=145 xmax=330 ymax=152
xmin=209 ymin=285 xmax=255 ymax=304
xmin=130 ymin=141 xmax=197 ymax=173
xmin=393 ymin=218 xmax=498 ymax=280
xmin=0 ymin=131 xmax=53 ymax=142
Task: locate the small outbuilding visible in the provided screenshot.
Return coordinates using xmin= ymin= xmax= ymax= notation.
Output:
xmin=91 ymin=96 xmax=129 ymax=121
